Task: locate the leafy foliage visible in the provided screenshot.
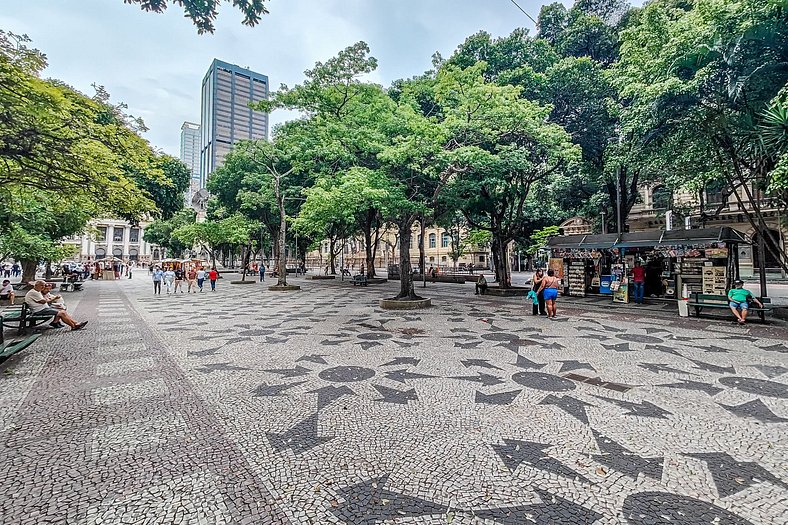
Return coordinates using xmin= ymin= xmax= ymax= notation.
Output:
xmin=122 ymin=0 xmax=270 ymax=34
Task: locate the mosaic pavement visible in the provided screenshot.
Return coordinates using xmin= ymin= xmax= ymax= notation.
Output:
xmin=1 ymin=277 xmax=787 ymax=524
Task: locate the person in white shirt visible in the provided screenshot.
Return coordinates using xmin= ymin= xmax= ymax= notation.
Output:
xmin=196 ymin=268 xmax=206 ymax=292
xmin=24 ymin=281 xmax=87 ymax=330
xmin=0 ymin=279 xmax=15 ymax=304
xmin=163 ymin=268 xmax=176 ymax=294
xmin=43 ymin=283 xmax=66 ymax=311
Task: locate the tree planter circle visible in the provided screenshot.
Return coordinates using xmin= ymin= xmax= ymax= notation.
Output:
xmin=379 ymin=297 xmax=432 ymax=310
xmin=230 ymin=280 xmax=257 ymax=285
xmin=268 ymin=285 xmax=301 ymax=292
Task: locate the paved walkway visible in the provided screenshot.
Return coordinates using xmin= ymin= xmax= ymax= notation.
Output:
xmin=1 ymin=276 xmax=786 ymax=524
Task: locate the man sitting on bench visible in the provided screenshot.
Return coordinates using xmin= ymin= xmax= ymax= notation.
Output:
xmin=475 ymin=274 xmax=488 ymax=295
xmin=25 ymin=281 xmax=88 ymax=331
xmin=0 ymin=279 xmax=15 ymax=305
xmin=728 ymin=279 xmax=763 ymax=325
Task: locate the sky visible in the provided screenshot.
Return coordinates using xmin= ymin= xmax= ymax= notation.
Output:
xmin=2 ymin=0 xmax=613 ymax=157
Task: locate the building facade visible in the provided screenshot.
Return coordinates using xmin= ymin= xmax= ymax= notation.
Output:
xmin=199 ymin=59 xmax=269 ymax=188
xmin=306 ymin=225 xmax=490 ymax=271
xmin=180 ymin=122 xmax=201 ymax=204
xmin=62 ymin=220 xmax=160 ymax=265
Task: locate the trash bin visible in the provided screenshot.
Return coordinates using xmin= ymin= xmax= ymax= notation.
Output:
xmin=677 ymin=284 xmax=689 ymax=317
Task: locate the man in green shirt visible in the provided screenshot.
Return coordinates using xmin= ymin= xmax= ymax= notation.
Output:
xmin=728 ymin=279 xmax=763 ymax=324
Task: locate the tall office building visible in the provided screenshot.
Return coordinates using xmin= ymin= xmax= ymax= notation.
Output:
xmin=199 ymin=59 xmax=269 ymax=189
xmin=180 ymin=121 xmax=201 ymax=203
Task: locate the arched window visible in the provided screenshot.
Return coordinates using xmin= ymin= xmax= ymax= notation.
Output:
xmin=95 ymin=248 xmax=106 ymax=259
xmin=652 ymin=186 xmax=671 ymax=210
xmin=429 ymin=233 xmax=436 ymax=248
xmin=441 ymin=232 xmax=450 ymax=248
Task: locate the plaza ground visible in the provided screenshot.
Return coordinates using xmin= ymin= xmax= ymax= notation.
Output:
xmin=1 ymin=275 xmax=786 ymax=524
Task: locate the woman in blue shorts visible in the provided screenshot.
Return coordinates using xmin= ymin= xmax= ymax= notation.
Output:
xmin=538 ymin=269 xmax=561 ymax=319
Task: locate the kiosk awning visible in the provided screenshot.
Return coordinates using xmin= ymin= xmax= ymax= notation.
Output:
xmin=547 ymin=227 xmax=749 ymax=250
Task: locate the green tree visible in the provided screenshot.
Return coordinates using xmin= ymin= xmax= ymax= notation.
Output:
xmin=438 ymin=63 xmax=580 ymax=287
xmin=172 ymin=214 xmax=252 ymax=269
xmin=142 ymin=209 xmax=196 ymax=258
xmin=615 ymin=0 xmax=788 ymax=271
xmin=129 ymin=155 xmax=190 ymax=220
xmin=0 ymin=31 xmax=159 ymax=220
xmin=122 ymin=0 xmax=270 ymax=33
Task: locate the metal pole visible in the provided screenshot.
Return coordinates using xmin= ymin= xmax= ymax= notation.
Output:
xmin=616 ymin=166 xmax=623 ymax=235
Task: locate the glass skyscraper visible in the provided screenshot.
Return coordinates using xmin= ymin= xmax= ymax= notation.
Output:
xmin=199 ymin=59 xmax=269 ymax=189
xmin=180 ymin=121 xmax=200 ymax=203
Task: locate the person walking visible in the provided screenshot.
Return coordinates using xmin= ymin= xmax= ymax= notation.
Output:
xmin=208 ymin=267 xmax=219 ymax=291
xmin=538 ymin=269 xmax=561 ymax=319
xmin=163 ymin=267 xmax=175 ymax=295
xmin=259 ymin=263 xmax=266 ymax=282
xmin=152 ymin=267 xmax=163 ymax=295
xmin=173 ymin=267 xmax=185 ymax=294
xmin=531 ymin=269 xmax=547 ymax=316
xmin=187 ymin=267 xmax=197 ymax=293
xmin=196 ymin=267 xmax=206 ymax=292
xmin=728 ymin=279 xmax=763 ymax=325
xmin=631 ymin=261 xmax=646 ymax=305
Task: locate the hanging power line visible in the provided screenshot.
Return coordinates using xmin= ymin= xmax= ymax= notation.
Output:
xmin=507 ymin=0 xmax=538 ymax=25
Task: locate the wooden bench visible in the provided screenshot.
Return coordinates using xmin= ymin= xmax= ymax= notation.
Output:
xmin=1 ymin=304 xmax=58 ymax=334
xmin=688 ymin=293 xmax=773 ymax=322
xmin=352 ymin=275 xmax=368 ymax=286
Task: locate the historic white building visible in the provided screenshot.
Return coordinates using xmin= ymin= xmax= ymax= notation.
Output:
xmin=62 ymin=219 xmax=161 ymax=265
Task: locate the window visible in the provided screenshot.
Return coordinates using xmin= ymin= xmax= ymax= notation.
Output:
xmin=705 ymin=179 xmax=727 ymax=208
xmin=113 ymin=227 xmax=124 ymax=242
xmin=429 ymin=233 xmax=436 ymax=248
xmin=128 ymin=248 xmax=138 ymax=262
xmin=479 ymin=255 xmax=485 ymax=263
xmin=652 ymin=186 xmax=671 ymax=210
xmin=129 ymin=228 xmax=139 ymax=243
xmin=429 ymin=256 xmax=435 ymax=262
xmin=95 ymin=248 xmax=106 ymax=259
xmin=417 ymin=234 xmax=422 ymax=247
xmin=441 ymin=256 xmax=447 ymax=262
xmin=441 ymin=232 xmax=450 ymax=248
xmin=112 ymin=247 xmax=123 ymax=258
xmin=96 ymin=227 xmax=107 ymax=242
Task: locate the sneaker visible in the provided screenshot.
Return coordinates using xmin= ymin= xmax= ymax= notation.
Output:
xmin=49 ymin=322 xmax=66 ymax=329
xmin=71 ymin=321 xmax=88 ymax=331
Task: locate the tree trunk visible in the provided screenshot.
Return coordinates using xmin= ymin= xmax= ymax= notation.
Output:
xmin=363 ymin=210 xmax=375 ymax=279
xmin=21 ymin=260 xmax=37 ymax=283
xmin=492 ymin=235 xmax=512 ymax=288
xmin=241 ymin=243 xmax=251 ymax=281
xmin=329 ymin=238 xmax=337 ymax=274
xmin=370 ymin=224 xmax=381 ymax=278
xmin=394 ymin=218 xmax=421 ymax=300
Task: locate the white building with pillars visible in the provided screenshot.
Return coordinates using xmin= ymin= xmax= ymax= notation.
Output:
xmin=61 ymin=219 xmax=161 ymax=265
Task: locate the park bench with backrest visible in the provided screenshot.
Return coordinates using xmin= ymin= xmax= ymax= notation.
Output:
xmin=0 ymin=303 xmax=58 ymax=334
xmin=688 ymin=292 xmax=772 ymax=322
xmin=352 ymin=274 xmax=368 ymax=286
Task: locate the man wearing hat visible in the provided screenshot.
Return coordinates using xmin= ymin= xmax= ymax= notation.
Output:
xmin=727 ymin=279 xmax=763 ymax=325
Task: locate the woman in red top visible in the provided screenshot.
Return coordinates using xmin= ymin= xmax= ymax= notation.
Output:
xmin=208 ymin=268 xmax=219 ymax=291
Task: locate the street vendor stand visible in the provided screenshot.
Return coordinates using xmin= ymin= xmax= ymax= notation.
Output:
xmin=546 ymin=227 xmax=750 ymax=302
